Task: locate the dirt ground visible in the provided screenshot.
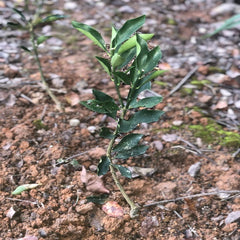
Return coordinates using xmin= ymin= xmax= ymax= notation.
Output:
xmin=0 ymin=0 xmax=240 ymax=239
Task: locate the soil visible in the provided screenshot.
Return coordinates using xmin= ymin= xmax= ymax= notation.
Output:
xmin=0 ymin=0 xmax=240 ymax=239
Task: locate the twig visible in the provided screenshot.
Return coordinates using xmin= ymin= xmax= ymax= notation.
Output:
xmin=232 ymin=148 xmax=240 ymax=158
xmin=143 ymin=190 xmax=240 ymax=207
xmin=20 ymin=93 xmax=36 ymax=105
xmin=6 ymin=197 xmax=38 ymax=205
xmin=168 ymin=65 xmax=198 ymax=96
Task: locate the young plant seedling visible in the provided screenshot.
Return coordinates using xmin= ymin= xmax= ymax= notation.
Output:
xmin=8 ymin=0 xmax=65 ymax=111
xmin=72 ymin=15 xmax=165 ymax=217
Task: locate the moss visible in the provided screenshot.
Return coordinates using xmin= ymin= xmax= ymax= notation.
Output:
xmin=190 ymin=120 xmax=240 ymax=148
xmin=167 ymin=18 xmax=177 ymax=25
xmin=154 ymin=81 xmax=168 ymax=87
xmin=190 ymin=79 xmax=211 ymax=89
xmin=33 ymin=119 xmax=48 ymax=130
xmin=181 ymin=87 xmax=193 ymax=96
xmin=208 ymin=66 xmax=225 ymax=73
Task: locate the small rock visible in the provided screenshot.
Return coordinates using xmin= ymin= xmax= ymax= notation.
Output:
xmin=84 ymin=19 xmax=98 ymax=26
xmin=210 ymin=3 xmax=240 ymax=16
xmin=89 ymin=165 xmax=98 ymax=172
xmin=162 ymin=134 xmax=179 ymax=142
xmin=172 ymin=120 xmax=183 ymax=126
xmin=87 ymin=126 xmax=97 ymax=133
xmin=188 ymin=162 xmax=201 ymax=177
xmin=69 ymin=119 xmax=80 ymax=127
xmin=38 ymin=229 xmax=47 ymax=238
xmin=227 ymin=109 xmax=237 ymax=120
xmin=76 ymin=202 xmax=95 ymax=214
xmin=234 ymin=100 xmax=240 ymax=109
xmin=152 ymin=140 xmax=163 ymax=151
xmin=220 ymin=89 xmax=232 ymax=97
xmin=153 ymin=181 xmax=177 ymax=198
xmin=225 ymin=211 xmax=240 ymax=224
xmin=118 ymin=5 xmax=135 ymax=13
xmin=64 ymin=1 xmax=78 ymax=10
xmin=214 ymin=100 xmax=228 ymax=110
xmin=207 ymin=73 xmax=227 ymax=84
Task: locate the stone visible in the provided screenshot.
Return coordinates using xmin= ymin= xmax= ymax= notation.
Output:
xmin=188 ymin=162 xmax=201 ymax=177
xmin=69 ymin=119 xmax=80 ymax=127
xmin=225 ymin=211 xmax=240 ymax=224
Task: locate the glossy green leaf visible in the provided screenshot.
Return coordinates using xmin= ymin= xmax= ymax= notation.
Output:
xmin=12 ymin=183 xmax=41 ymax=195
xmin=87 ymin=194 xmax=109 ymax=204
xmin=136 ymin=34 xmax=149 ymax=71
xmin=96 ymin=56 xmax=111 ymax=75
xmin=72 ymin=21 xmax=108 ymax=52
xmin=37 ymin=35 xmax=51 ymax=45
xmin=115 ymin=145 xmax=149 ymax=159
xmin=98 ymin=156 xmax=110 ymax=176
xmin=100 ymin=127 xmax=114 ymax=139
xmin=119 ymin=109 xmax=164 ymax=133
xmin=113 ymin=165 xmax=132 ymax=178
xmin=93 ymin=89 xmax=114 ymax=102
xmin=116 ymin=47 xmax=136 ymax=70
xmin=80 ymin=99 xmax=118 ymax=118
xmin=111 ymin=53 xmax=125 ymax=69
xmin=113 ymin=133 xmax=144 ymax=152
xmin=112 ymin=15 xmax=146 ymax=49
xmin=21 ymin=46 xmax=31 ymax=53
xmin=118 ymin=33 xmax=154 ymax=55
xmin=41 ymin=14 xmax=66 ymax=23
xmin=113 ymin=71 xmax=131 ymax=85
xmin=110 ymin=25 xmax=118 ymax=50
xmin=13 ymin=8 xmax=26 ymax=22
xmin=7 ymin=22 xmax=24 ymax=29
xmin=129 ymin=96 xmax=162 ymax=108
xmin=143 ymin=46 xmax=162 ymax=74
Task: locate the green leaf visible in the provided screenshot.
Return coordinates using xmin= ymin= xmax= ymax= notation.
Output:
xmin=113 ymin=133 xmax=144 ymax=152
xmin=113 ymin=71 xmax=131 ymax=85
xmin=37 ymin=35 xmax=52 ymax=45
xmin=100 ymin=127 xmax=114 ymax=139
xmin=98 ymin=156 xmax=110 ymax=176
xmin=143 ymin=46 xmax=162 ymax=74
xmin=72 ymin=21 xmax=108 ymax=52
xmin=21 ymin=46 xmax=31 ymax=53
xmin=7 ymin=22 xmax=24 ymax=29
xmin=116 ymin=47 xmax=136 ymax=70
xmin=93 ymin=89 xmax=114 ymax=102
xmin=12 ymin=183 xmax=41 ymax=195
xmin=136 ymin=34 xmax=149 ymax=71
xmin=112 ymin=15 xmax=146 ymax=49
xmin=13 ymin=8 xmax=27 ymax=22
xmin=80 ymin=99 xmax=118 ymax=118
xmin=111 ymin=53 xmax=125 ymax=69
xmin=118 ymin=33 xmax=154 ymax=55
xmin=119 ymin=109 xmax=164 ymax=133
xmin=113 ymin=165 xmax=132 ymax=178
xmin=87 ymin=194 xmax=109 ymax=204
xmin=110 ymin=25 xmax=118 ymax=50
xmin=96 ymin=56 xmax=111 ymax=75
xmin=129 ymin=96 xmax=163 ymax=108
xmin=115 ymin=145 xmax=149 ymax=159
xmin=205 ymin=14 xmax=240 ymax=38
xmin=41 ymin=14 xmax=66 ymax=23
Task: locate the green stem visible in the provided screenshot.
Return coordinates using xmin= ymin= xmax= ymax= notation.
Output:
xmin=106 ymin=129 xmax=139 ymax=217
xmin=29 ymin=28 xmax=62 ymax=111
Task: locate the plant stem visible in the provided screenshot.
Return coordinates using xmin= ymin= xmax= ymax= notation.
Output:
xmin=106 ymin=122 xmax=139 ymax=217
xmin=30 ymin=30 xmax=63 ymax=111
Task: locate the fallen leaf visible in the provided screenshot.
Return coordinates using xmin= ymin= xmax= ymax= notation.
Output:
xmin=158 ymin=62 xmax=171 ymax=70
xmin=102 ymin=201 xmax=124 ymax=218
xmin=65 ymin=92 xmax=81 ymax=106
xmin=214 ymin=100 xmax=228 ymax=110
xmin=199 ymin=95 xmax=212 ymax=103
xmin=128 ymin=166 xmax=156 ymax=178
xmin=12 ymin=183 xmax=41 ymax=195
xmin=81 ymin=166 xmax=109 ymax=194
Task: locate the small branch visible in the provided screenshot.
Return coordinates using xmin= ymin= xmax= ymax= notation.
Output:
xmin=143 ymin=190 xmax=240 ymax=207
xmin=168 ymin=65 xmax=198 ymax=96
xmin=30 ymin=31 xmax=63 ymax=112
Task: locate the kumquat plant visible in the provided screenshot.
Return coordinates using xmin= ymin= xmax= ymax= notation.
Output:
xmin=72 ymin=15 xmax=165 ymax=217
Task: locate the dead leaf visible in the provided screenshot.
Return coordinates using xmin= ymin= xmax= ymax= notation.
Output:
xmin=214 ymin=100 xmax=228 ymax=110
xmin=65 ymin=92 xmax=81 ymax=106
xmin=158 ymin=62 xmax=171 ymax=70
xmin=199 ymin=95 xmax=212 ymax=103
xmin=81 ymin=166 xmax=109 ymax=194
xmin=102 ymin=201 xmax=124 ymax=218
xmin=128 ymin=166 xmax=156 ymax=178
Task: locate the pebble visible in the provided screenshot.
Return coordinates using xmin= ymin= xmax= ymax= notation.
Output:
xmin=152 ymin=140 xmax=163 ymax=151
xmin=225 ymin=211 xmax=240 ymax=224
xmin=207 ymin=73 xmax=227 ymax=84
xmin=188 ymin=161 xmax=201 ymax=177
xmin=172 ymin=120 xmax=183 ymax=126
xmin=39 ymin=229 xmax=47 ymax=237
xmin=118 ymin=5 xmax=135 ymax=13
xmin=210 ymin=3 xmax=240 ymax=16
xmin=69 ymin=119 xmax=80 ymax=127
xmin=220 ymin=89 xmax=232 ymax=97
xmin=234 ymin=100 xmax=240 ymax=109
xmin=64 ymin=1 xmax=78 ymax=10
xmin=87 ymin=126 xmax=97 ymax=133
xmin=227 ymin=109 xmax=237 ymax=120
